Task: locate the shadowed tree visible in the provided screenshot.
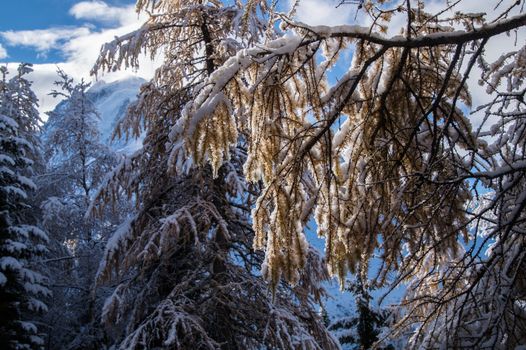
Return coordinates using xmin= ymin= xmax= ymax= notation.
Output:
xmin=38 ymin=71 xmax=126 ymax=350
xmin=0 ymin=64 xmax=49 ymax=350
xmin=92 ymin=0 xmax=526 ymax=348
xmin=90 ymin=1 xmax=338 ymax=349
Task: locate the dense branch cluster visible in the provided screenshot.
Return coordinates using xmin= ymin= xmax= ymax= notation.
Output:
xmin=85 ymin=0 xmax=526 ymax=348
xmin=90 ymin=1 xmax=338 ymax=348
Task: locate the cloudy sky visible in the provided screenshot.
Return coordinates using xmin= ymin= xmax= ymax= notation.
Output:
xmin=0 ymin=0 xmax=157 ymax=115
xmin=1 ymin=0 xmax=523 ymax=118
xmin=0 ymin=0 xmax=359 ymax=116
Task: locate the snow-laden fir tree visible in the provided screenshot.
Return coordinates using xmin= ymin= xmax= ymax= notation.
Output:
xmin=0 ymin=64 xmax=49 ymax=350
xmin=329 ymin=275 xmax=393 ymax=350
xmin=38 ymin=70 xmax=127 ymax=350
xmin=93 ymin=0 xmax=526 ymax=347
xmin=43 ymin=70 xmax=117 ymax=207
xmin=90 ymin=1 xmax=338 ymax=349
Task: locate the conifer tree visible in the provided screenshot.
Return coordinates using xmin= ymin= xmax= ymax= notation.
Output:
xmin=91 ymin=1 xmax=338 ymax=349
xmin=91 ymin=0 xmax=526 ymax=348
xmin=0 ymin=64 xmax=49 ymax=350
xmin=38 ymin=70 xmax=124 ymax=349
xmin=329 ymin=276 xmax=393 ymax=350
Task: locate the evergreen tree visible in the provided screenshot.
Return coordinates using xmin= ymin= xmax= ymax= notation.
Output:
xmin=38 ymin=70 xmax=124 ymax=350
xmin=330 ymin=276 xmax=393 ymax=350
xmin=91 ymin=1 xmax=338 ymax=348
xmin=0 ymin=64 xmax=49 ymax=350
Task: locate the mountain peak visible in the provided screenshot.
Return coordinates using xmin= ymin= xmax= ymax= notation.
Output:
xmin=89 ymin=76 xmax=146 ymax=95
xmin=44 ymin=76 xmax=146 ymax=154
xmin=88 ymin=77 xmax=145 ymax=153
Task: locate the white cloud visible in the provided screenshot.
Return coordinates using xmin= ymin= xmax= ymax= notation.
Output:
xmin=0 ymin=43 xmax=7 ymax=59
xmin=421 ymin=0 xmax=526 ymax=116
xmin=1 ymin=1 xmax=159 ymax=117
xmin=69 ymin=1 xmax=138 ymax=26
xmin=1 ymin=27 xmax=91 ymax=52
xmin=292 ymin=0 xmax=354 ymax=25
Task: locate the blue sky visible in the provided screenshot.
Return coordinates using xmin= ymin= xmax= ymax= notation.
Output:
xmin=0 ymin=0 xmax=155 ymax=114
xmin=0 ymin=0 xmax=360 ymax=115
xmin=0 ymin=0 xmax=136 ymax=63
xmin=0 ymin=1 xmax=81 ymax=31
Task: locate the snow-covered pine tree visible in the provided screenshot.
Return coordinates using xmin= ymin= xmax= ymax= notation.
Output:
xmin=38 ymin=70 xmax=125 ymax=349
xmin=43 ymin=69 xmax=117 ymax=207
xmin=0 ymin=64 xmax=49 ymax=350
xmin=94 ymin=0 xmax=526 ymax=348
xmin=329 ymin=275 xmax=393 ymax=350
xmin=90 ymin=1 xmax=338 ymax=349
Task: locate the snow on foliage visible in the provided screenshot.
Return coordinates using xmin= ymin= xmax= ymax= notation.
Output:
xmin=90 ymin=1 xmax=339 ymax=348
xmin=88 ymin=0 xmax=526 ymax=348
xmin=38 ymin=69 xmax=132 ymax=350
xmin=0 ymin=63 xmax=48 ymax=350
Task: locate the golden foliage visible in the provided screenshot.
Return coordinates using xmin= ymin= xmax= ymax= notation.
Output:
xmin=91 ymin=2 xmax=526 ymax=346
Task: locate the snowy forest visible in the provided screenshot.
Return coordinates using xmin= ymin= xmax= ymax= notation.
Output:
xmin=1 ymin=0 xmax=526 ymax=349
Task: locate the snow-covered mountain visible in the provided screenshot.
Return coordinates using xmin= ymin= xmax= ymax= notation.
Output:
xmin=43 ymin=76 xmax=145 ymax=154
xmin=87 ymin=77 xmax=145 ymax=152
